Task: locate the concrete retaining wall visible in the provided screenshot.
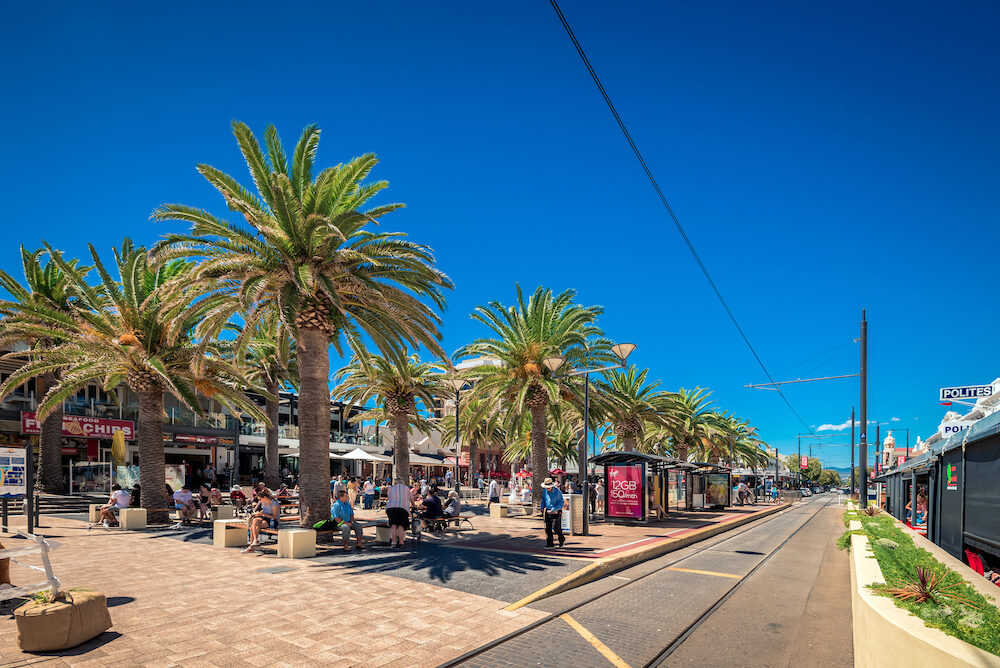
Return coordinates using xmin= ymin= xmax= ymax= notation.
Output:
xmin=850 ymin=533 xmax=1000 ymax=667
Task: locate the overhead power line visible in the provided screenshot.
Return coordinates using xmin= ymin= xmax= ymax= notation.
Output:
xmin=547 ymin=0 xmax=814 ymax=435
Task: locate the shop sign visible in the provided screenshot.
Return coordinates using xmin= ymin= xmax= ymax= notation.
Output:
xmin=607 ymin=464 xmax=644 ymax=520
xmin=173 ymin=434 xmax=218 ymax=445
xmin=946 ymin=463 xmax=959 ymax=491
xmin=218 ymin=437 xmax=235 ymax=446
xmin=939 ymin=420 xmax=975 ymax=439
xmin=940 ymin=385 xmax=994 ymax=402
xmin=21 ymin=412 xmax=134 ymax=440
xmin=0 ymin=446 xmax=28 ymax=498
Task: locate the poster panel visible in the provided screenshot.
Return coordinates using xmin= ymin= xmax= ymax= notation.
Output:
xmin=0 ymin=447 xmax=27 ymax=498
xmin=607 ymin=463 xmax=645 ymax=520
xmin=705 ymin=473 xmax=730 ymax=507
xmin=165 ymin=465 xmax=184 ymax=492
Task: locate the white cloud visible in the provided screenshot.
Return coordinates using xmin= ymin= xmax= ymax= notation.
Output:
xmin=817 ymin=419 xmax=853 ymax=432
xmin=891 ymin=417 xmax=900 ymax=422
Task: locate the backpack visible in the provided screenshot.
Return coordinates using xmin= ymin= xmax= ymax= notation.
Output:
xmin=313 ymin=519 xmax=339 ymax=531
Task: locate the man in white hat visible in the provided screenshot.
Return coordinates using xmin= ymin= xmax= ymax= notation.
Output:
xmin=540 ymin=477 xmax=566 ymax=548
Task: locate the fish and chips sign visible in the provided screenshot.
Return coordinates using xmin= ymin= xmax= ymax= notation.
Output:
xmin=21 ymin=412 xmax=134 ymax=440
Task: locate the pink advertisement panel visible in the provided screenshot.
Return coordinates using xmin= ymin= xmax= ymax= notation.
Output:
xmin=607 ymin=464 xmax=644 ymax=520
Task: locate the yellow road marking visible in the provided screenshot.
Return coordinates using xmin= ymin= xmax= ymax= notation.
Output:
xmin=560 ymin=613 xmax=631 ymax=668
xmin=665 ymin=566 xmax=742 ymax=579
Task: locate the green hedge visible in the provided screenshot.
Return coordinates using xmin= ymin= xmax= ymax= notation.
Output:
xmin=856 ymin=513 xmax=1000 ymax=656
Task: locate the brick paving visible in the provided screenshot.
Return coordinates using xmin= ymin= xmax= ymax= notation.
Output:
xmin=0 ymin=515 xmax=546 ymax=667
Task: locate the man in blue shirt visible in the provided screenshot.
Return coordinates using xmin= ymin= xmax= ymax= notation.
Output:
xmin=331 ymin=490 xmax=365 ymax=551
xmin=541 ymin=477 xmax=566 ymax=548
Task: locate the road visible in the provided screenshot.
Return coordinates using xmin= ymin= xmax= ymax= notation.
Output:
xmin=448 ymin=495 xmax=853 ymax=668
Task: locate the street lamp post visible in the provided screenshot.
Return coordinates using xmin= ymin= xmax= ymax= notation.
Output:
xmin=448 ymin=377 xmax=465 ymax=488
xmin=543 ymin=342 xmax=636 ymax=536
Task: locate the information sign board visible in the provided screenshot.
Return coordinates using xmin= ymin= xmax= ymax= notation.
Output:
xmin=0 ymin=446 xmax=27 ymax=498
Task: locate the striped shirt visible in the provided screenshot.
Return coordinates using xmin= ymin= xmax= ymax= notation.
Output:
xmin=386 ymin=484 xmax=411 ymax=510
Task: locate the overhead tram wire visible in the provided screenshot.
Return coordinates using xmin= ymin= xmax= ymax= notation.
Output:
xmin=548 ymin=0 xmax=814 ymax=435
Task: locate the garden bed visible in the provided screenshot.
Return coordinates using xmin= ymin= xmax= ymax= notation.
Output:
xmin=849 ymin=510 xmax=1000 ymax=657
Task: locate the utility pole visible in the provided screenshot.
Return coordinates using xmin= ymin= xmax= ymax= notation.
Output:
xmin=850 ymin=407 xmax=855 ymax=492
xmin=859 ymin=309 xmax=868 ymax=509
xmin=797 ymin=435 xmax=801 ymax=488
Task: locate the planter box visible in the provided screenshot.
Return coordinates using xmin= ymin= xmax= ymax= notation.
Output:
xmin=851 ymin=533 xmax=1000 ymax=667
xmin=15 ymin=590 xmax=112 ymax=652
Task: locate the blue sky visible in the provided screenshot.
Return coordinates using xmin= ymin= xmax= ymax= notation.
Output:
xmin=2 ymin=1 xmax=998 ymax=468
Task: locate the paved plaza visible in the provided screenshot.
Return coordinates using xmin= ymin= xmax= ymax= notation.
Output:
xmin=0 ymin=499 xmax=787 ymax=666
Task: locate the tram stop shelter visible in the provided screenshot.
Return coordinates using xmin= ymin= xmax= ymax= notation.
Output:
xmin=590 ymin=452 xmax=733 ymax=524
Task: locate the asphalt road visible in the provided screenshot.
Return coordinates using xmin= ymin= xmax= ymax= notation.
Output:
xmin=450 ymin=495 xmax=853 ymax=668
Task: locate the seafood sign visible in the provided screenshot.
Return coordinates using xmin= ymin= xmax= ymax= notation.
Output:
xmin=607 ymin=464 xmax=644 ymax=519
xmin=21 ymin=412 xmax=134 ymax=440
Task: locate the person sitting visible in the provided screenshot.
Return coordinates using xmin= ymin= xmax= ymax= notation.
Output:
xmin=100 ymin=483 xmax=131 ymax=527
xmin=209 ymin=487 xmax=224 ymax=507
xmin=443 ymin=490 xmax=461 ymax=518
xmin=197 ymin=484 xmax=211 ymax=520
xmin=229 ymin=484 xmax=247 ymax=511
xmin=417 ymin=486 xmax=444 ymax=531
xmin=521 ymin=484 xmax=532 ymax=506
xmin=129 ymin=484 xmax=141 ymax=508
xmin=242 ymin=488 xmax=280 ymax=553
xmin=648 ymin=488 xmax=666 ymax=519
xmin=331 ymin=490 xmax=365 ymax=551
xmin=172 ymin=485 xmax=197 ymax=524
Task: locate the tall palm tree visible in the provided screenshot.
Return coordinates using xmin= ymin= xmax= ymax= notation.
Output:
xmin=152 ymin=122 xmax=451 ymax=526
xmin=592 ymin=365 xmax=675 ymax=452
xmin=0 ymin=240 xmax=266 ymax=523
xmin=438 ymin=397 xmax=505 ymax=484
xmin=503 ymin=409 xmax=580 ymax=470
xmin=240 ymin=311 xmax=296 ymax=489
xmin=457 ymin=285 xmax=611 ymax=508
xmin=0 ymin=248 xmax=87 ymax=493
xmin=331 ymin=353 xmax=443 ymax=482
xmin=705 ymin=414 xmax=768 ymax=467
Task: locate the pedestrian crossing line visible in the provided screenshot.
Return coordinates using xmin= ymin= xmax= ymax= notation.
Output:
xmin=665 ymin=566 xmax=742 ymax=579
xmin=559 ymin=613 xmax=632 ymax=668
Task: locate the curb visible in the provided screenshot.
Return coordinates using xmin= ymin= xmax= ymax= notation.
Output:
xmin=504 ymin=502 xmax=791 ymax=611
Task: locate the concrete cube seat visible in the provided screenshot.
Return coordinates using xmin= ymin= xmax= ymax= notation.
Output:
xmin=211 ymin=505 xmax=235 ymax=520
xmin=375 ymin=524 xmax=391 ymax=543
xmin=119 ymin=507 xmax=147 ymax=530
xmin=213 ymin=519 xmax=248 ymax=548
xmin=490 ymin=504 xmax=508 ymax=519
xmin=88 ymin=504 xmax=103 ymax=524
xmin=277 ymin=528 xmax=316 ymax=559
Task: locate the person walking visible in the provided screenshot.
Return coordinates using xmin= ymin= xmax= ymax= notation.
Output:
xmin=487 ymin=477 xmax=500 ymax=509
xmin=541 ymin=478 xmax=566 ymax=549
xmin=363 ymin=478 xmax=375 ymax=509
xmin=595 ymin=479 xmax=605 ymax=515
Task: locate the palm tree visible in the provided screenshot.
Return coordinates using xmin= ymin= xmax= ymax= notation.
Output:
xmin=0 ymin=248 xmax=87 ymax=493
xmin=457 ymin=285 xmax=611 ymax=508
xmin=0 ymin=240 xmax=266 ymax=523
xmin=240 ymin=311 xmax=296 ymax=489
xmin=503 ymin=409 xmax=580 ymax=470
xmin=151 ymin=122 xmax=451 ymax=526
xmin=331 ymin=353 xmax=443 ymax=482
xmin=662 ymin=387 xmax=718 ymax=462
xmin=705 ymin=414 xmax=768 ymax=467
xmin=592 ymin=365 xmax=675 ymax=452
xmin=438 ymin=397 xmax=505 ymax=484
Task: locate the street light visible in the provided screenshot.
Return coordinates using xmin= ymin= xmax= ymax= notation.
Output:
xmin=448 ymin=377 xmax=465 ymax=486
xmin=546 ymin=342 xmax=637 ymax=536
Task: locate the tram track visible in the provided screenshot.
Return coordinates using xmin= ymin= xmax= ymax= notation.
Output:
xmin=442 ymin=496 xmax=837 ymax=668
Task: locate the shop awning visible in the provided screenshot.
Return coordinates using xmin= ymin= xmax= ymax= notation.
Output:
xmin=409 ymin=453 xmax=444 ymax=466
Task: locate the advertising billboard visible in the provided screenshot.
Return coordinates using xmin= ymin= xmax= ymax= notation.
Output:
xmin=705 ymin=473 xmax=731 ymax=507
xmin=607 ymin=463 xmax=645 ymax=520
xmin=0 ymin=447 xmax=27 ymax=498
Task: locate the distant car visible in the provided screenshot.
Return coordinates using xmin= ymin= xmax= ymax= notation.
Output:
xmin=800 ymin=488 xmax=812 ymax=497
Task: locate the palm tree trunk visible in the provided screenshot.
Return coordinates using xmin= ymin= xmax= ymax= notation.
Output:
xmin=264 ymin=377 xmax=280 ymax=489
xmin=38 ymin=372 xmax=65 ymax=494
xmin=676 ymin=439 xmax=688 ymax=462
xmin=391 ymin=411 xmax=410 ymax=483
xmin=137 ymin=387 xmax=170 ymax=524
xmin=529 ymin=403 xmax=547 ymax=512
xmin=623 ymin=436 xmax=636 ymax=452
xmin=468 ymin=436 xmax=479 ymax=486
xmin=295 ymin=326 xmax=330 ymax=527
